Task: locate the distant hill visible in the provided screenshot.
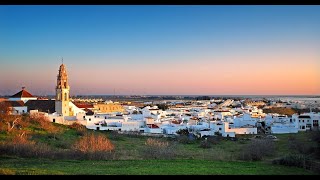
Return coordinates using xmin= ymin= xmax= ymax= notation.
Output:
xmin=263 ymin=107 xmax=297 ymax=116
xmin=263 ymin=107 xmax=320 ymax=116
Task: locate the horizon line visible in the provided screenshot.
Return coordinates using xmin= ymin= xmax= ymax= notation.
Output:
xmin=1 ymin=94 xmax=320 ymax=97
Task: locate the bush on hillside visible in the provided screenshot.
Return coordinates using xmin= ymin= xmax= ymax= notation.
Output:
xmin=239 ymin=139 xmax=275 ymax=161
xmin=69 ymin=122 xmax=86 ymax=136
xmin=28 ymin=114 xmax=63 ymax=136
xmin=199 ymin=139 xmax=212 ymax=149
xmin=72 ymin=133 xmax=114 ymax=153
xmin=206 ymin=136 xmax=223 ymax=145
xmin=142 ymin=138 xmax=176 ymax=159
xmin=288 ymin=135 xmax=315 ymax=155
xmin=0 ymin=133 xmax=54 ymax=159
xmin=176 ymin=135 xmax=196 ymax=144
xmin=176 ymin=128 xmax=189 ymax=136
xmin=272 ymin=154 xmax=318 ymax=172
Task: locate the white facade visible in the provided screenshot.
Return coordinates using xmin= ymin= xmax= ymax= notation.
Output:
xmin=55 ymin=88 xmax=70 ymax=116
xmin=47 ymin=113 xmax=87 ymax=126
xmin=292 ymin=113 xmax=320 ymax=131
xmin=271 ymin=123 xmax=299 ymax=134
xmin=8 ymin=97 xmax=37 ymax=103
xmin=69 ymin=102 xmax=85 ymax=115
xmin=144 ymin=127 xmax=162 ymax=134
xmin=161 ymin=124 xmax=187 ymax=135
xmin=121 ymin=122 xmax=141 ymax=132
xmin=11 ymin=106 xmax=28 ymax=115
xmin=233 ymin=114 xmax=257 ymax=127
xmin=222 ymin=122 xmax=257 ymax=137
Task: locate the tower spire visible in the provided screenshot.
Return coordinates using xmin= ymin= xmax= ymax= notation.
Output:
xmin=55 ymin=63 xmax=70 ymax=116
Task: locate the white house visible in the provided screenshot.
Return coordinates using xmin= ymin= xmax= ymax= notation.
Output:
xmin=222 ymin=122 xmax=257 ymax=137
xmin=292 ymin=112 xmax=320 ymax=131
xmin=2 ymin=100 xmax=28 ymax=115
xmin=271 ymin=123 xmax=299 ymax=134
xmin=233 ymin=114 xmax=258 ymax=128
xmin=8 ymin=87 xmax=37 ymax=103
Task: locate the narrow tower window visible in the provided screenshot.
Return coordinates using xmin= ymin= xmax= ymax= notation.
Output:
xmin=65 ymin=92 xmax=68 ymax=101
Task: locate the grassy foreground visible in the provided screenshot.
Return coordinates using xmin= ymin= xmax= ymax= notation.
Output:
xmin=0 ymin=157 xmax=315 ymax=175
xmin=0 ymin=114 xmax=319 ymax=175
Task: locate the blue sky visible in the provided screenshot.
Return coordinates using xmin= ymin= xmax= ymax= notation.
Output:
xmin=0 ymin=5 xmax=319 ymax=95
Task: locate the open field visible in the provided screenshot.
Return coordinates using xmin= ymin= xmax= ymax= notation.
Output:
xmin=0 ymin=157 xmax=315 ymax=175
xmin=0 ymin=115 xmax=319 ymax=175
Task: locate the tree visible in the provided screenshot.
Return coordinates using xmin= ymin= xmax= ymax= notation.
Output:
xmin=156 ymin=104 xmax=168 ymax=111
xmin=0 ymin=102 xmax=11 ymax=115
xmin=0 ymin=102 xmax=22 ymax=133
xmin=176 ymin=128 xmax=189 ymax=136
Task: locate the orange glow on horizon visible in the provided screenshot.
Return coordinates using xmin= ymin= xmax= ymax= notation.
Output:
xmin=1 ymin=52 xmax=319 ymax=95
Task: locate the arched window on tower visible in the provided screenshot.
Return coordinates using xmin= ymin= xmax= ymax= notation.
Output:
xmin=65 ymin=92 xmax=68 ymax=101
xmin=57 ymin=93 xmax=60 ymax=101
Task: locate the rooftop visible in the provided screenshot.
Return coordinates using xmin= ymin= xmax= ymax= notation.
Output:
xmin=25 ymin=100 xmax=55 ymax=113
xmin=10 ymin=87 xmax=35 ymax=98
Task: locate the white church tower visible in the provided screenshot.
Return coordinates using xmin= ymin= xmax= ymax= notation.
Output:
xmin=55 ymin=63 xmax=70 ymax=116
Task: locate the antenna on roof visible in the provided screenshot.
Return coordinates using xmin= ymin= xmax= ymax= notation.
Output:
xmin=62 ymin=57 xmax=64 ymax=64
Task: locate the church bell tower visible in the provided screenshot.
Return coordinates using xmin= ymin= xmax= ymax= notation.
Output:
xmin=55 ymin=63 xmax=70 ymax=116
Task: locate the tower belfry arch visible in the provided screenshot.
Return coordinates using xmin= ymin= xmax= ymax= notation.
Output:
xmin=55 ymin=62 xmax=70 ymax=116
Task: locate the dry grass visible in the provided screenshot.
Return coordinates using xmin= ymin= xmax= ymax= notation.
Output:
xmin=69 ymin=122 xmax=86 ymax=136
xmin=29 ymin=114 xmax=62 ymax=134
xmin=72 ymin=133 xmax=114 ymax=153
xmin=0 ymin=168 xmax=15 ymax=175
xmin=142 ymin=138 xmax=176 ymax=159
xmin=145 ymin=138 xmax=170 ymax=147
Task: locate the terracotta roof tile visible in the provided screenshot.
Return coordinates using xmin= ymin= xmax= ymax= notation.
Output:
xmin=74 ymin=103 xmax=94 ymax=109
xmin=10 ymin=89 xmax=35 ymax=98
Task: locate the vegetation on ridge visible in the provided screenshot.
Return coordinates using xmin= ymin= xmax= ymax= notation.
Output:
xmin=0 ymin=110 xmax=319 ymax=174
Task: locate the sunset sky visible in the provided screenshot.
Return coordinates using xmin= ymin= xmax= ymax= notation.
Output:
xmin=0 ymin=5 xmax=319 ymax=96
